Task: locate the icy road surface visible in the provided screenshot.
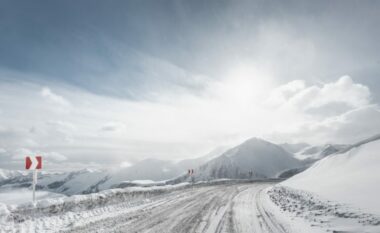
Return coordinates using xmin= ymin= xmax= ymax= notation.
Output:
xmin=63 ymin=182 xmax=284 ymax=233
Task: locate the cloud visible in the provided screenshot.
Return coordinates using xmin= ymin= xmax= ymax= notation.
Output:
xmin=267 ymin=76 xmax=371 ymax=117
xmin=264 ymin=76 xmax=379 ymax=144
xmin=44 ymin=151 xmax=68 ymax=162
xmin=286 ymin=105 xmax=380 ymax=144
xmin=266 ymin=80 xmax=306 ymax=107
xmin=11 ymin=148 xmax=67 ymax=162
xmin=40 ymin=87 xmax=70 ymax=106
xmin=120 ymin=161 xmax=132 ymax=168
xmin=99 ymin=122 xmax=126 ymax=132
xmin=11 ymin=148 xmax=33 ymax=160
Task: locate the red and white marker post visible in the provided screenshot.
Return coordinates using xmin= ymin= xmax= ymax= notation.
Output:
xmin=25 ymin=156 xmax=42 ymax=204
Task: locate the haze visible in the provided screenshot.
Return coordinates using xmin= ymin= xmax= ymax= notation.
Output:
xmin=0 ymin=0 xmax=380 ymax=170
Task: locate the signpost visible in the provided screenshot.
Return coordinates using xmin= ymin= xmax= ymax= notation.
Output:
xmin=25 ymin=156 xmax=42 ymax=204
xmin=188 ymin=169 xmax=194 ymax=176
xmin=188 ymin=169 xmax=194 ymax=183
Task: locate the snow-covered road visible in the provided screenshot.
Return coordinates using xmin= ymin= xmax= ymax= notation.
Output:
xmin=62 ymin=182 xmax=285 ymax=233
xmin=7 ymin=181 xmax=378 ymax=233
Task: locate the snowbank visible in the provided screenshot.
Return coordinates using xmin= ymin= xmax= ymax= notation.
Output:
xmin=1 ymin=182 xmax=191 ymax=223
xmin=282 ymin=138 xmax=380 ymax=215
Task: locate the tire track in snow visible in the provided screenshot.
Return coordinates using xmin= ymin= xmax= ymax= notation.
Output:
xmin=255 ymin=189 xmax=287 ymax=233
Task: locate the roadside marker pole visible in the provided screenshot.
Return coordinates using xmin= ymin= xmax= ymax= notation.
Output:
xmin=25 ymin=156 xmax=42 ymax=205
xmin=188 ymin=169 xmax=195 ymax=189
xmin=32 ymin=169 xmax=37 ymax=204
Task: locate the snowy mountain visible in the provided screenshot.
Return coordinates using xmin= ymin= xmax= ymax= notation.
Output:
xmin=0 ymin=138 xmax=305 ymax=194
xmin=0 ymin=148 xmax=228 ymax=195
xmin=0 ymin=169 xmax=108 ymax=195
xmin=0 ymin=169 xmax=26 ymax=181
xmin=2 ymin=136 xmax=361 ymax=196
xmin=294 ymin=143 xmax=349 ymax=161
xmin=190 ymin=138 xmax=303 ymax=180
xmin=0 ymin=164 xmax=183 ymax=195
xmin=97 ymin=159 xmax=181 ymax=191
xmin=278 ymin=143 xmax=350 ymax=178
xmin=282 ymin=134 xmax=380 ymax=215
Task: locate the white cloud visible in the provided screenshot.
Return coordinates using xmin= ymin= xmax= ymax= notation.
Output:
xmin=294 ymin=76 xmax=370 ymax=110
xmin=284 ymin=105 xmax=380 ymax=144
xmin=99 ymin=122 xmax=126 ymax=132
xmin=40 ymin=87 xmax=70 ymax=106
xmin=267 ymin=76 xmax=371 ymax=117
xmin=11 ymin=148 xmax=67 ymax=162
xmin=12 ymin=148 xmax=33 ymax=160
xmin=44 ymin=151 xmax=67 ymax=162
xmin=120 ymin=161 xmax=132 ymax=168
xmin=266 ymin=80 xmax=306 ymax=107
xmin=264 ymin=76 xmax=378 ymax=144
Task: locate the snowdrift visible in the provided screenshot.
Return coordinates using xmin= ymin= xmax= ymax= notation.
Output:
xmin=282 ymin=136 xmax=380 ymax=215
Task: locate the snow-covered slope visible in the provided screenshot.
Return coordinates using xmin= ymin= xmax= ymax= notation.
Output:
xmin=282 ymin=135 xmax=380 ymax=215
xmin=193 ymin=138 xmax=303 ymax=180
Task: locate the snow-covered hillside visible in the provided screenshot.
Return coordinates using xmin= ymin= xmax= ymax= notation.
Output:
xmin=282 ymin=135 xmax=380 ymax=215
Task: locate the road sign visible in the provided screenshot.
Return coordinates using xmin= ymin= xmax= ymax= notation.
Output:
xmin=25 ymin=156 xmax=42 ymax=204
xmin=26 ymin=156 xmax=42 ymax=170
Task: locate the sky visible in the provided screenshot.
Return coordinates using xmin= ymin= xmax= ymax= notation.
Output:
xmin=0 ymin=0 xmax=380 ymax=170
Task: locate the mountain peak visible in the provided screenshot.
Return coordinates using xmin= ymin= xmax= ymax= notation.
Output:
xmin=242 ymin=137 xmax=274 ymax=146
